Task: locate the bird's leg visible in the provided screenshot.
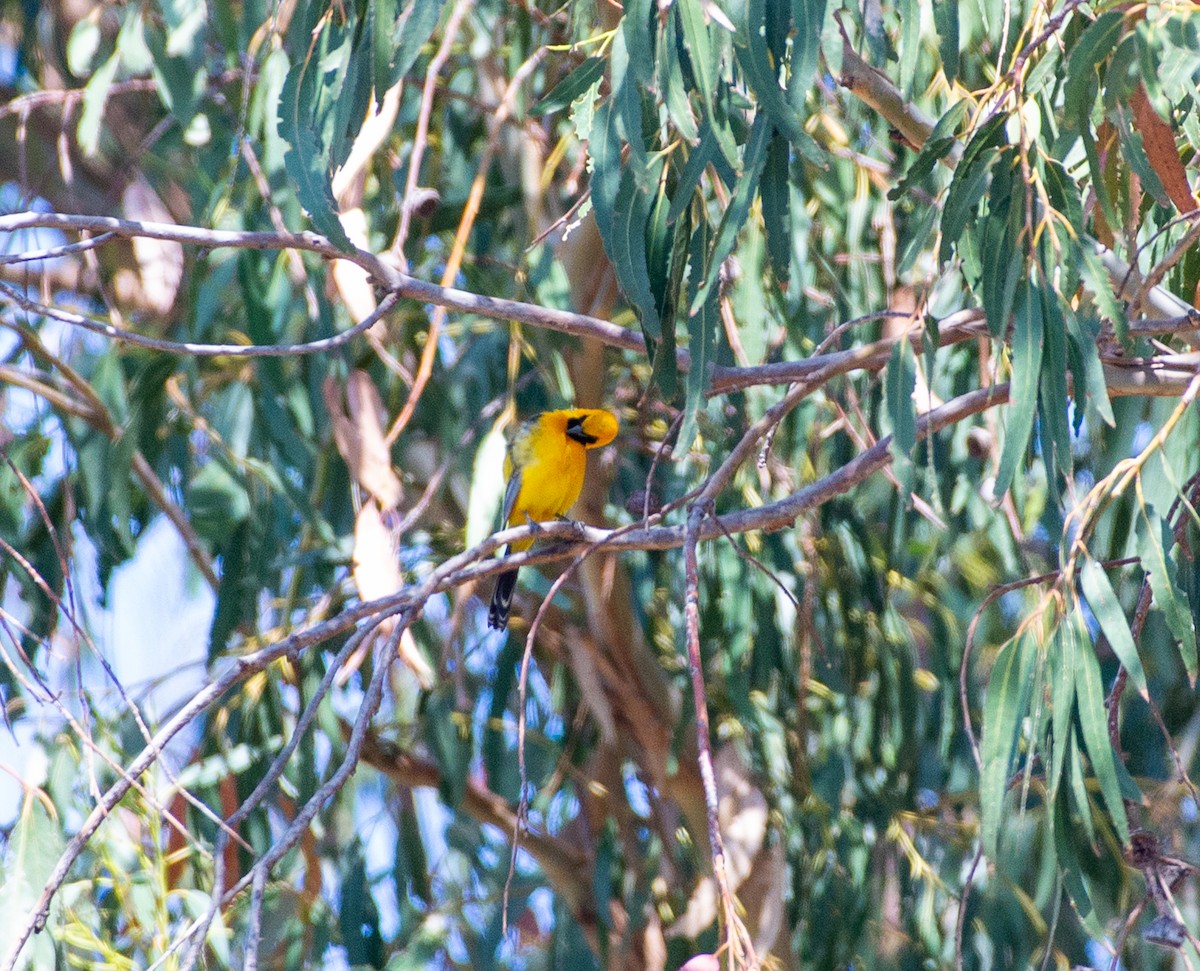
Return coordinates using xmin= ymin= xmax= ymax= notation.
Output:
xmin=555 ymin=515 xmax=590 ymax=540
xmin=524 ymin=513 xmax=546 ymax=536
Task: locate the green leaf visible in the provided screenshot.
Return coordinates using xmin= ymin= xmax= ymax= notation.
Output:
xmin=78 ymin=51 xmax=120 ymax=157
xmin=667 ymin=121 xmax=723 ymax=224
xmin=1071 ymin=613 xmax=1131 ymax=845
xmin=898 ymin=0 xmax=919 ymax=95
xmin=188 ymin=460 xmax=251 ymax=543
xmin=425 ymin=685 xmax=472 ymax=807
xmin=938 ymin=112 xmax=1007 ymax=258
xmin=1052 ymin=775 xmax=1106 ymax=941
xmin=339 ymin=842 xmax=385 ymax=968
xmin=1047 ymin=623 xmax=1077 ymax=803
xmin=466 ymin=425 xmax=508 ymax=550
xmin=1139 ymin=506 xmax=1198 ymax=684
xmin=994 ymin=282 xmax=1043 ymax=498
xmin=1065 ymin=307 xmax=1115 ymax=427
xmin=886 ymin=337 xmax=917 ymax=503
xmin=1080 ymin=244 xmax=1128 ymax=344
xmin=739 ymin=0 xmax=823 ymax=160
xmin=145 ymin=16 xmax=208 ymax=130
xmin=388 ymin=0 xmax=445 ymax=89
xmin=790 ymin=0 xmax=827 ymax=98
xmin=589 ymin=98 xmax=622 ymax=241
xmin=761 ymin=131 xmax=792 ymax=286
xmin=939 ymin=146 xmax=1001 ymax=263
xmin=897 ymin=203 xmax=938 ymax=276
xmin=208 ymin=518 xmax=261 ymax=657
xmin=1114 ymin=106 xmax=1169 ymax=206
xmin=1080 ymin=556 xmax=1146 ymax=699
xmin=159 ymin=0 xmax=207 ymax=57
xmin=1064 ymin=11 xmax=1126 ymax=132
xmin=646 ymin=177 xmax=677 ymax=394
xmin=660 ymin=8 xmax=699 ymax=142
xmin=890 ymin=101 xmax=967 ymax=201
xmin=678 ymin=221 xmax=718 ymax=457
xmin=1065 ymin=725 xmax=1097 ymax=848
xmin=277 ymin=44 xmax=355 ymax=251
xmin=676 ymin=0 xmax=717 ymax=123
xmin=689 ymin=112 xmax=772 ymax=314
xmin=977 ymin=160 xmax=1024 ymax=339
xmin=67 ymin=15 xmax=102 ymax=75
xmin=980 ymin=633 xmax=1035 ymax=860
xmin=1038 ymin=285 xmax=1072 ymax=495
xmin=532 ymin=57 xmax=606 ymax=117
xmin=622 ymin=0 xmax=655 ymax=85
xmin=676 ymin=0 xmax=740 ymax=170
xmin=609 ymin=157 xmax=665 ymax=340
xmin=372 ymin=0 xmax=397 ymax=96
xmin=0 ymin=796 xmax=65 ymax=971
xmin=934 ymin=2 xmax=959 ymax=84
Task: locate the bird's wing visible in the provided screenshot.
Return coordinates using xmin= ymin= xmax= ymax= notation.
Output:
xmin=500 ymin=462 xmax=523 ymax=528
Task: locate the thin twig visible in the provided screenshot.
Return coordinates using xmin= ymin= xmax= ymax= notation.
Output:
xmin=386 ymin=42 xmax=546 ymax=444
xmin=0 ymin=279 xmax=401 ymax=360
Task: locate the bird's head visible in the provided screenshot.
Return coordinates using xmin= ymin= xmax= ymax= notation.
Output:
xmin=560 ymin=409 xmax=619 ymax=448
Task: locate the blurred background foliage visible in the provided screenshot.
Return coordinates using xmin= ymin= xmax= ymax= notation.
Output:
xmin=1 ymin=0 xmax=1200 ymax=968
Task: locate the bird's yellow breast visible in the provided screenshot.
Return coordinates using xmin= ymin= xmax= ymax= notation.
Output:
xmin=507 ymin=423 xmax=587 ymax=525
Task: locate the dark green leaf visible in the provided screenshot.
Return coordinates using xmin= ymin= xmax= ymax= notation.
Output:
xmin=1071 ymin=614 xmax=1132 ymax=845
xmin=1080 ymin=244 xmax=1128 ymax=343
xmin=1114 ymin=107 xmax=1169 ymax=206
xmin=790 ymin=0 xmax=827 ymax=98
xmin=1139 ymin=506 xmax=1198 ymax=684
xmin=898 ymin=0 xmax=919 ymax=94
xmin=678 ymin=220 xmax=718 ymax=457
xmin=188 ymin=460 xmax=251 ymax=543
xmin=1063 ymin=12 xmax=1125 ymax=131
xmin=1053 ymin=763 xmax=1106 ymax=941
xmin=739 ymin=0 xmax=822 ymax=160
xmin=589 ymin=98 xmax=623 ymax=244
xmin=1065 ymin=725 xmax=1097 ymax=848
xmin=532 ymin=57 xmax=606 ymax=117
xmin=208 ymin=518 xmax=261 ymax=657
xmin=1047 ymin=623 xmax=1077 ymax=803
xmin=994 ymin=282 xmax=1043 ymax=498
xmin=277 ymin=37 xmax=356 ymax=250
xmin=609 ymin=158 xmax=665 ymax=340
xmin=1080 ymin=556 xmax=1146 ymax=699
xmin=388 ymin=0 xmax=444 ymax=89
xmin=676 ymin=1 xmax=740 ymax=169
xmin=890 ymin=101 xmax=967 ymax=201
xmin=886 ymin=337 xmax=917 ymax=503
xmin=647 ymin=177 xmax=677 ymax=395
xmin=934 ymin=2 xmax=959 ymax=85
xmin=689 ymin=112 xmax=772 ymax=314
xmin=660 ymin=8 xmax=699 ymax=141
xmin=980 ymin=633 xmax=1035 ymax=859
xmin=761 ymin=131 xmax=792 ymax=286
xmin=667 ymin=121 xmax=723 ymax=224
xmin=1038 ymin=285 xmax=1072 ymax=494
xmin=425 ymin=686 xmax=472 ymax=807
xmin=1065 ymin=307 xmax=1115 ymax=427
xmin=939 ymin=143 xmax=1002 ymax=263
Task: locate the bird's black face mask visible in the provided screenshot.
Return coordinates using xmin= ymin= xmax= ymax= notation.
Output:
xmin=565 ymin=416 xmax=598 ymax=445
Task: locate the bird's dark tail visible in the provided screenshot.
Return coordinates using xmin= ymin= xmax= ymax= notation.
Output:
xmin=488 ymin=562 xmax=518 ymax=630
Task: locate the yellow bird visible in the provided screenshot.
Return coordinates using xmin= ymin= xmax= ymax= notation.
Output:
xmin=487 ymin=408 xmax=619 ymax=630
